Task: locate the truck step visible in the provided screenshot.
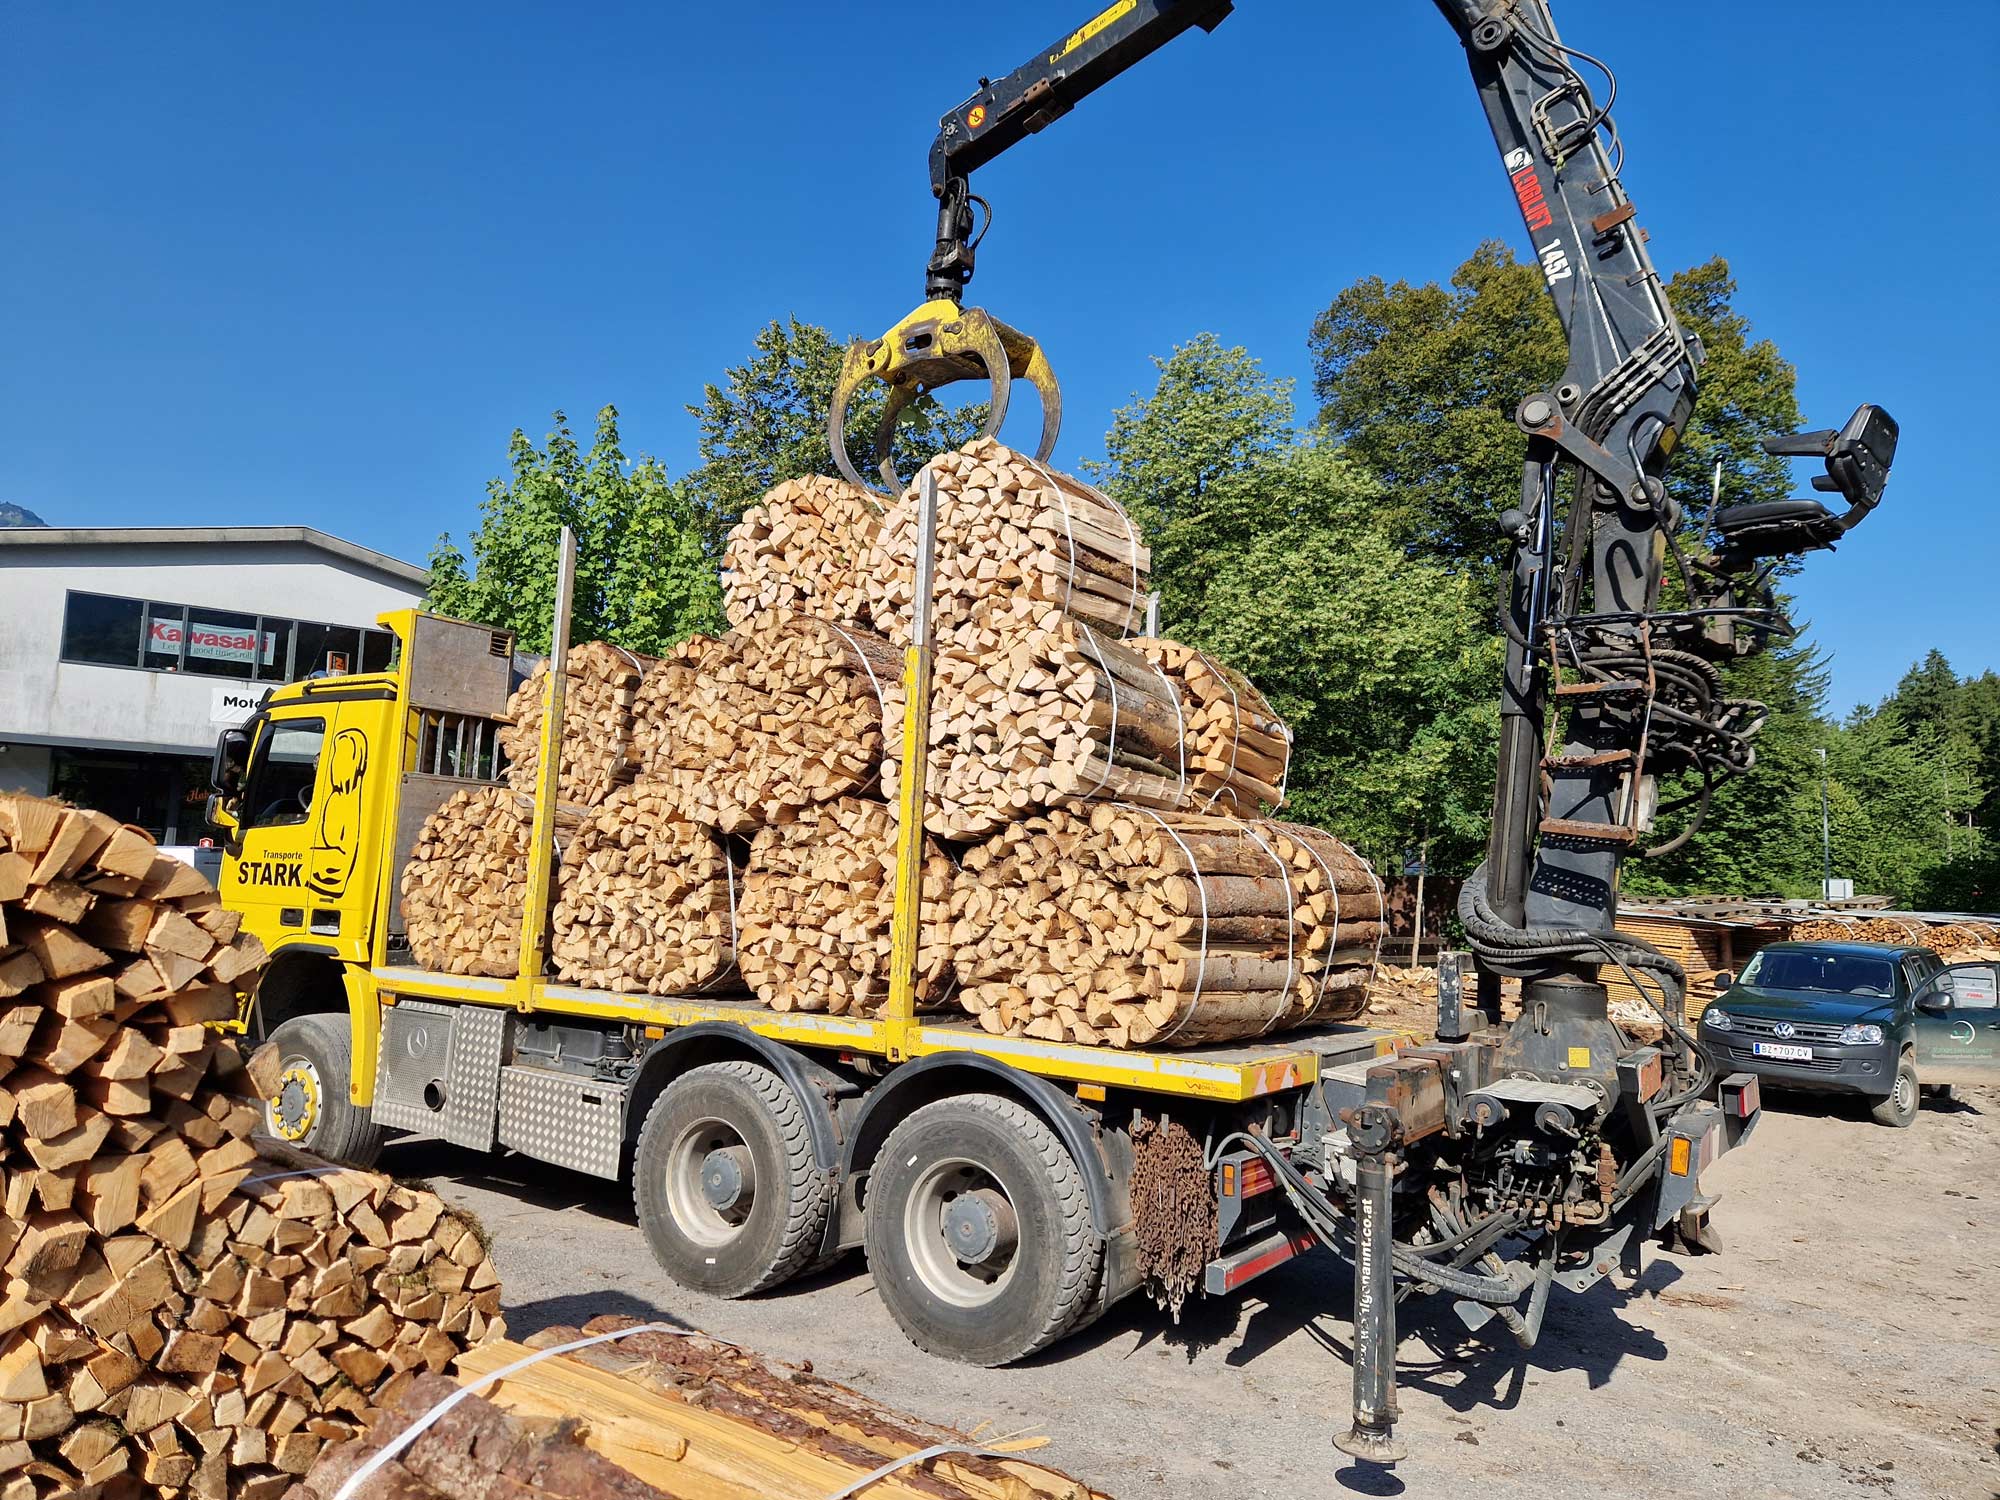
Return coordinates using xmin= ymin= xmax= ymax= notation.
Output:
xmin=1538 ymin=817 xmax=1638 ymax=846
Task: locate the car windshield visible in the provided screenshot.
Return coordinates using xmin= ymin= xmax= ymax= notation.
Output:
xmin=1740 ymin=950 xmax=1896 ymax=998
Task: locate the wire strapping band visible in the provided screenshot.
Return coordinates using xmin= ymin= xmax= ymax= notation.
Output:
xmin=1283 ymin=824 xmax=1343 ymax=1019
xmin=1229 ymin=817 xmax=1295 ymax=1037
xmin=823 ymin=618 xmax=893 ymax=798
xmin=824 ymin=1444 xmax=1027 ymax=1499
xmin=330 ymin=1322 xmax=693 ymax=1500
xmin=1140 ymin=647 xmax=1189 ymax=807
xmin=1130 ymin=806 xmax=1208 ymax=1043
xmin=240 ymin=1167 xmax=354 ymax=1189
xmin=1023 ymin=455 xmax=1080 ymax=623
xmin=1075 ymin=621 xmax=1123 ymax=800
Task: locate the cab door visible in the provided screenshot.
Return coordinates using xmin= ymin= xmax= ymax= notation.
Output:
xmin=223 ymin=712 xmax=330 ymax=942
xmin=1912 ymin=962 xmax=2000 ymax=1085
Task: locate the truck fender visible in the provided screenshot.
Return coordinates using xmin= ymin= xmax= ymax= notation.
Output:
xmin=622 ymin=1024 xmax=854 ymax=1176
xmin=842 ymin=1052 xmax=1129 ymax=1240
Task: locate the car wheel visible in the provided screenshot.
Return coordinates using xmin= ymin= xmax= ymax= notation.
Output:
xmin=263 ymin=1013 xmax=386 ymax=1166
xmin=633 ymin=1061 xmax=835 ymax=1298
xmin=864 ymin=1094 xmax=1104 ymax=1366
xmin=1868 ymin=1052 xmax=1919 ymax=1128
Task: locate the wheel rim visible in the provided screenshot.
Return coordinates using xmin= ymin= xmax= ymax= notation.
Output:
xmin=666 ymin=1116 xmax=756 ymax=1248
xmin=903 ymin=1157 xmax=1020 ymax=1309
xmin=1894 ymin=1071 xmax=1915 ymax=1114
xmin=268 ymin=1055 xmax=321 ymax=1143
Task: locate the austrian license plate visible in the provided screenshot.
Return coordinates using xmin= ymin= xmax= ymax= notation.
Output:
xmin=1753 ymin=1041 xmax=1813 ymax=1062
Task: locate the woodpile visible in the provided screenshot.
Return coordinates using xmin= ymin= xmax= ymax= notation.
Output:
xmin=0 ymin=793 xmax=502 ymax=1500
xmin=720 ymin=475 xmax=880 ymax=630
xmin=949 ymin=806 xmax=1383 ymax=1047
xmin=501 ymin=642 xmax=653 ymax=809
xmin=634 ymin=617 xmax=903 ymax=836
xmin=883 ymin=597 xmax=1194 ymax=840
xmin=401 ymin=787 xmax=571 ymax=979
xmin=450 ymin=1316 xmax=1108 ymax=1500
xmin=738 ymin=798 xmax=953 ymax=1017
xmin=1130 ymin=639 xmax=1292 ymax=814
xmin=1926 ymin=921 xmax=2000 ymax=959
xmin=550 ymin=786 xmax=741 ymax=996
xmin=864 ymin=438 xmax=1148 ymax=648
xmin=1787 ymin=914 xmax=1998 ymax=952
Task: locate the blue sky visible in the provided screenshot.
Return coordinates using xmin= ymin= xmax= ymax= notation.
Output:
xmin=5 ymin=1 xmax=1993 ymax=714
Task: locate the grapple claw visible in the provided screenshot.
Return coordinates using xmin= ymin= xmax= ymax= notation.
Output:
xmin=826 ymin=297 xmax=1062 ymax=494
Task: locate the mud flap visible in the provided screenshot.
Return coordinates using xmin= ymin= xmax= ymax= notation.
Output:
xmin=1664 ymin=1193 xmax=1725 ymax=1255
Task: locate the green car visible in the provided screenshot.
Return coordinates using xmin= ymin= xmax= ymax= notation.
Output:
xmin=1697 ymin=940 xmax=2000 ymax=1127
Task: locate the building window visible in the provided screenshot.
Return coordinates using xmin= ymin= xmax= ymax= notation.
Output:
xmin=59 ymin=590 xmax=394 ymax=685
xmin=58 ymin=592 xmax=146 ymax=666
xmin=243 ymin=718 xmax=325 ymax=830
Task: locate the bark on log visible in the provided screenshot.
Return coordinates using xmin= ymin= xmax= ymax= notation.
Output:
xmin=1129 ymin=638 xmax=1292 ymax=814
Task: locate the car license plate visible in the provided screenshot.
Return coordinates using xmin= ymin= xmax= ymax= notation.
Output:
xmin=1752 ymin=1042 xmax=1813 ymax=1062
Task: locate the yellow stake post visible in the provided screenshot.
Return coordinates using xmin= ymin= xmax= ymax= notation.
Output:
xmin=885 ymin=468 xmax=940 ymax=1060
xmin=514 ymin=525 xmax=576 ymax=1011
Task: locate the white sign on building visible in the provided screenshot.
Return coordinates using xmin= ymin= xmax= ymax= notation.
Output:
xmin=209 ymin=685 xmax=263 ymax=727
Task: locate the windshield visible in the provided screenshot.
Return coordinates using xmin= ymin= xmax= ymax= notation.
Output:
xmin=1740 ymin=949 xmax=1896 ymax=998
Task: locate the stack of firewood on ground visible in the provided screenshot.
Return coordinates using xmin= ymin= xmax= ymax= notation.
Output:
xmin=400 ymin=435 xmax=1386 ymax=1047
xmin=0 ymin=793 xmax=506 ymax=1500
xmin=1789 ymin=914 xmax=2000 ymax=960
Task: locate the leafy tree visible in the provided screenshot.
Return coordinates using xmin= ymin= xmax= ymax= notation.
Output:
xmin=427 ymin=407 xmax=723 ymax=655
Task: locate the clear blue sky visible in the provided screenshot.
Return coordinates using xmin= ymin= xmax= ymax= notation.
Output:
xmin=5 ymin=1 xmax=1993 ymax=714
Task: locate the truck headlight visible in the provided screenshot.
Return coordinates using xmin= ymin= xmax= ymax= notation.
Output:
xmin=1702 ymin=1008 xmax=1733 ymax=1032
xmin=1837 ymin=1023 xmax=1884 ymax=1045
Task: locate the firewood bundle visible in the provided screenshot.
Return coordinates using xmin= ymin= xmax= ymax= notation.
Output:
xmin=720 ymin=475 xmax=881 ymax=631
xmin=882 ymin=597 xmax=1195 ymax=839
xmin=950 ymin=806 xmax=1383 ymax=1048
xmin=1268 ymin=821 xmax=1386 ymax=1025
xmin=1130 ymin=639 xmax=1292 ymax=814
xmin=501 ymin=642 xmax=654 ymax=809
xmin=624 ymin=634 xmax=735 ymax=779
xmin=637 ymin=616 xmax=904 ymax=835
xmin=1923 ymin=921 xmax=2000 ymax=958
xmin=738 ymin=797 xmax=953 ymax=1017
xmin=864 ymin=438 xmax=1149 ymax=648
xmin=0 ymin=794 xmax=503 ymax=1500
xmin=401 ymin=787 xmax=573 ymax=979
xmin=550 ymin=785 xmax=740 ymax=996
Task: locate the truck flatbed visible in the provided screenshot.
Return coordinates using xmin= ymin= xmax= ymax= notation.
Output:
xmin=370 ymin=964 xmax=1401 ymax=1102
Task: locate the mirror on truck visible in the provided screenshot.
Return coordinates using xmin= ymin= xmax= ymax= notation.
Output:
xmin=212 ymin=726 xmax=251 ymax=795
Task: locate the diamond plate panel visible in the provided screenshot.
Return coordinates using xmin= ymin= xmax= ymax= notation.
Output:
xmin=496 ymin=1066 xmax=626 ymax=1179
xmin=371 ymin=1001 xmax=458 ymax=1134
xmin=443 ymin=1005 xmax=509 ymax=1151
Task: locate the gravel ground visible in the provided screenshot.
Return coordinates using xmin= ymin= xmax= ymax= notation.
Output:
xmin=390 ymin=1085 xmax=2000 ymax=1500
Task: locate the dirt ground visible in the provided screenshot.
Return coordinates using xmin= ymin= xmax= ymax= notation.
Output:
xmin=396 ymin=1085 xmax=2000 ymax=1500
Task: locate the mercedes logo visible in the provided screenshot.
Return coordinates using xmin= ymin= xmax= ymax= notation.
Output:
xmin=1773 ymin=1022 xmax=1796 ymax=1039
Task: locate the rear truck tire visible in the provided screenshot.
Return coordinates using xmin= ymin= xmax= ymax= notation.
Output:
xmin=864 ymin=1094 xmax=1105 ymax=1366
xmin=634 ymin=1061 xmax=835 ymax=1298
xmin=263 ymin=1013 xmax=386 ymax=1167
xmin=1869 ymin=1052 xmax=1920 ymax=1128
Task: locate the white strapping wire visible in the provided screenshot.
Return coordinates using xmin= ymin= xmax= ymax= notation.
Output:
xmin=1141 ymin=649 xmax=1189 ymax=807
xmin=1229 ymin=817 xmax=1296 ymax=1037
xmin=1130 ymin=805 xmax=1209 ymax=1044
xmin=1074 ymin=621 xmax=1124 ymax=801
xmin=824 ymin=1443 xmax=1029 ymax=1499
xmin=823 ymin=618 xmax=894 ymax=798
xmin=1023 ymin=455 xmax=1081 ymax=623
xmin=1281 ymin=824 xmax=1344 ymax=1019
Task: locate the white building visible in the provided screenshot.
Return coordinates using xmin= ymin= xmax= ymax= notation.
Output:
xmin=0 ymin=526 xmax=425 ymax=841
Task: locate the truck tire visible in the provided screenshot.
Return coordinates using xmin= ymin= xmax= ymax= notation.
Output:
xmin=633 ymin=1061 xmax=835 ymax=1298
xmin=263 ymin=1013 xmax=386 ymax=1167
xmin=864 ymin=1094 xmax=1105 ymax=1366
xmin=1869 ymin=1052 xmax=1920 ymax=1128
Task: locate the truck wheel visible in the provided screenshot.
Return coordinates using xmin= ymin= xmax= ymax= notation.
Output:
xmin=263 ymin=1013 xmax=386 ymax=1167
xmin=864 ymin=1095 xmax=1104 ymax=1366
xmin=633 ymin=1061 xmax=834 ymax=1298
xmin=1869 ymin=1052 xmax=1920 ymax=1128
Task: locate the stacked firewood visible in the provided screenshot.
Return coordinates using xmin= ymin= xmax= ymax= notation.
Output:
xmin=550 ymin=785 xmax=740 ymax=996
xmin=950 ymin=806 xmax=1383 ymax=1047
xmin=500 ymin=642 xmax=654 ymax=809
xmin=401 ymin=787 xmax=573 ymax=978
xmin=864 ymin=437 xmax=1149 ymax=647
xmin=0 ymin=794 xmax=502 ymax=1500
xmin=623 ymin=634 xmax=734 ymax=780
xmin=635 ymin=615 xmax=903 ymax=835
xmin=738 ymin=798 xmax=954 ymax=1017
xmin=720 ymin=474 xmax=880 ymax=630
xmin=1131 ymin=639 xmax=1292 ymax=814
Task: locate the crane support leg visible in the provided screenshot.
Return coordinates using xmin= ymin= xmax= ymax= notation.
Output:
xmin=1335 ymin=1106 xmax=1406 ymax=1464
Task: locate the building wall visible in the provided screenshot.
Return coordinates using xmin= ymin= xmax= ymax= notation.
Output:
xmin=0 ymin=539 xmax=422 ymax=757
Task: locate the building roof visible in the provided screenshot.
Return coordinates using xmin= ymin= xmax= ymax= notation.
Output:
xmin=0 ymin=526 xmax=426 ymax=588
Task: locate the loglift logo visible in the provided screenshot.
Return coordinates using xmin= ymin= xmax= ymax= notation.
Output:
xmin=306 ymin=728 xmax=368 ymax=899
xmin=1505 ymin=148 xmax=1554 ymax=232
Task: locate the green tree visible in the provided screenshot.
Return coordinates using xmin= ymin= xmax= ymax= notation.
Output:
xmin=426 ymin=407 xmax=723 ymax=655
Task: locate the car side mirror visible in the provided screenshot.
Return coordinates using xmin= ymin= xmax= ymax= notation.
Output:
xmin=1712 ymin=971 xmax=1735 ymax=993
xmin=1916 ymin=978 xmax=1952 ymax=1013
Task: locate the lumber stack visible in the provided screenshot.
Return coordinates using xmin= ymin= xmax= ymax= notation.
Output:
xmin=635 ymin=617 xmax=904 ymax=835
xmin=720 ymin=474 xmax=880 ymax=630
xmin=882 ymin=596 xmax=1195 ymax=839
xmin=738 ymin=798 xmax=953 ymax=1017
xmin=949 ymin=806 xmax=1383 ymax=1047
xmin=1130 ymin=639 xmax=1292 ymax=814
xmin=864 ymin=437 xmax=1149 ymax=647
xmin=550 ymin=785 xmax=741 ymax=996
xmin=501 ymin=642 xmax=654 ymax=809
xmin=450 ymin=1316 xmax=1109 ymax=1500
xmin=0 ymin=794 xmax=503 ymax=1500
xmin=401 ymin=787 xmax=576 ymax=978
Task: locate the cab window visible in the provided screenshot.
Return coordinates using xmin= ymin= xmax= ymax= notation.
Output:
xmin=243 ymin=719 xmax=326 ymax=830
xmin=1951 ymin=966 xmax=1998 ymax=1009
xmin=1900 ymin=956 xmax=1930 ymax=996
